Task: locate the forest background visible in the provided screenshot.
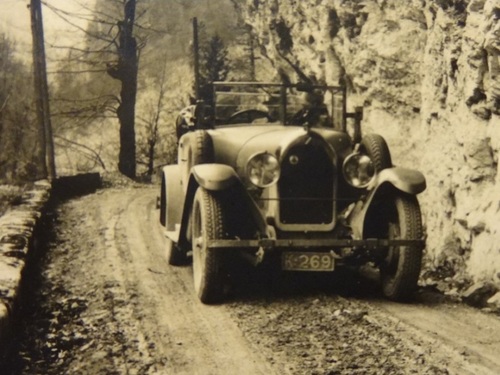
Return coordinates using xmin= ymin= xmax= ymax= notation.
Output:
xmin=0 ymin=0 xmax=254 ymax=183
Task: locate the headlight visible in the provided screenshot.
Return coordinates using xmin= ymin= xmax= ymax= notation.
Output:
xmin=343 ymin=153 xmax=375 ymax=188
xmin=246 ymin=152 xmax=280 ymax=188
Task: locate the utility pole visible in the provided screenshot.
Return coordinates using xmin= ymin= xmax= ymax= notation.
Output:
xmin=193 ymin=17 xmax=200 ymax=99
xmin=248 ymin=27 xmax=256 ymax=81
xmin=30 ymin=0 xmax=56 ymax=180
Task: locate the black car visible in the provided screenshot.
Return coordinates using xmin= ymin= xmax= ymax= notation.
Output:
xmin=159 ymin=81 xmax=426 ymax=304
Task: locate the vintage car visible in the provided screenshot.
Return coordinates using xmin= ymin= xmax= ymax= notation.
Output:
xmin=159 ymin=81 xmax=426 ymax=304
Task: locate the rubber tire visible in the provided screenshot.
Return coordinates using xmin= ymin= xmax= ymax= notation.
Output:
xmin=191 ymin=187 xmax=226 ymax=304
xmin=165 ymin=237 xmax=187 ymax=266
xmin=180 ymin=130 xmax=213 ymax=190
xmin=360 ymin=133 xmax=392 ymax=171
xmin=192 ymin=130 xmax=213 ymax=163
xmin=380 ymin=194 xmax=423 ymax=301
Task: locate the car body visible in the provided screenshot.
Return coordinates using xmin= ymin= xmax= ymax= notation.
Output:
xmin=159 ymin=81 xmax=426 ymax=304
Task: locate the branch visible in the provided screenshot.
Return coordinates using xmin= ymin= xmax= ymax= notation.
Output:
xmin=46 ymin=44 xmax=117 ymax=55
xmin=53 ymin=94 xmax=120 ymax=104
xmin=54 ymin=135 xmax=106 ymax=169
xmin=47 ymin=68 xmax=109 ymax=74
xmin=275 ymin=47 xmax=312 ymax=84
xmin=75 ymin=0 xmax=122 ymax=23
xmin=0 ymin=93 xmax=11 ymax=113
xmin=42 ymin=1 xmax=114 ymax=42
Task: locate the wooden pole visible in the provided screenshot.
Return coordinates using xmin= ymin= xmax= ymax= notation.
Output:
xmin=193 ymin=17 xmax=200 ymax=100
xmin=248 ymin=28 xmax=256 ymax=81
xmin=30 ymin=0 xmax=47 ymax=179
xmin=30 ymin=0 xmax=56 ymax=180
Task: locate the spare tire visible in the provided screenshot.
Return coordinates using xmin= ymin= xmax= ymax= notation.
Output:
xmin=179 ymin=130 xmax=213 ymax=190
xmin=360 ymin=133 xmax=392 ymax=171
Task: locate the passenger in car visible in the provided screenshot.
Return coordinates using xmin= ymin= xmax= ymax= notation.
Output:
xmin=175 ymin=104 xmax=196 ymax=139
xmin=262 ymin=94 xmax=282 ymax=122
xmin=291 ymin=89 xmax=330 ymax=127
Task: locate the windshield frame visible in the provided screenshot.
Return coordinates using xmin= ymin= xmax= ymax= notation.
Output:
xmin=211 ymin=81 xmax=346 ymax=130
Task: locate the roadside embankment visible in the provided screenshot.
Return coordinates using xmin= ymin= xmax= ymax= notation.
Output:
xmin=0 ymin=180 xmax=51 ymax=352
xmin=0 ymin=172 xmax=102 ymax=356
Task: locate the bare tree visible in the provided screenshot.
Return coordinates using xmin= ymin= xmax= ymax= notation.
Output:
xmin=41 ymin=0 xmax=245 ymax=179
xmin=44 ymin=0 xmax=144 ymax=178
xmin=0 ymin=33 xmax=41 ymax=183
xmin=136 ymin=57 xmax=168 ymax=178
xmin=106 ymin=0 xmax=138 ymax=178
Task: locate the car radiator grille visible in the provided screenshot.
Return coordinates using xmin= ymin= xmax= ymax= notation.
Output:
xmin=278 ymin=140 xmax=335 ymax=225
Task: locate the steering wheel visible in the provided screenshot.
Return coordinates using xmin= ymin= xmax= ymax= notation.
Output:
xmin=226 ymin=109 xmax=272 ymax=124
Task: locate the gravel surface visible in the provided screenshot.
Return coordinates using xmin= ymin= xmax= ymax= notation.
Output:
xmin=2 ymin=184 xmax=500 ymax=374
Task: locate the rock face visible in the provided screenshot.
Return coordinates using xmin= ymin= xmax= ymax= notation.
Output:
xmin=237 ymin=0 xmax=500 ymax=288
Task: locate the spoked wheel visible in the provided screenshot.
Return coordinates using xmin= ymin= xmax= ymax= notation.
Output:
xmin=379 ymin=194 xmax=423 ymax=301
xmin=191 ymin=187 xmax=226 ymax=304
xmin=165 ymin=237 xmax=187 ymax=266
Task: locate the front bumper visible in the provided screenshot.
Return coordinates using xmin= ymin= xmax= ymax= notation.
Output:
xmin=207 ymin=238 xmax=425 ymax=251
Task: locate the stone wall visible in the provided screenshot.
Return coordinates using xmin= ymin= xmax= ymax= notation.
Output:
xmin=237 ymin=0 xmax=500 ymax=292
xmin=0 ymin=181 xmax=51 ymax=349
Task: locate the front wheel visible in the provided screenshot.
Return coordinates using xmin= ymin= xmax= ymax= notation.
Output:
xmin=379 ymin=194 xmax=423 ymax=301
xmin=191 ymin=187 xmax=227 ymax=304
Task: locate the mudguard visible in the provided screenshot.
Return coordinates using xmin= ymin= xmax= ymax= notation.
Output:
xmin=375 ymin=167 xmax=426 ymax=195
xmin=191 ymin=163 xmax=239 ymax=191
xmin=160 ymin=165 xmax=183 ymax=232
xmin=162 ymin=164 xmax=238 ymax=247
xmin=177 ymin=164 xmax=267 ymax=250
xmin=348 ymin=167 xmax=426 ymax=239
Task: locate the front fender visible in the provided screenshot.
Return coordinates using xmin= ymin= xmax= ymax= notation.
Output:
xmin=348 ymin=167 xmax=425 ymax=239
xmin=178 ymin=164 xmax=266 ymax=251
xmin=191 ymin=163 xmax=239 ymax=191
xmin=375 ymin=167 xmax=426 ymax=195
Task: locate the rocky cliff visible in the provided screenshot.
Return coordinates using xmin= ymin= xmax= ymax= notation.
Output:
xmin=237 ymin=0 xmax=500 ymax=293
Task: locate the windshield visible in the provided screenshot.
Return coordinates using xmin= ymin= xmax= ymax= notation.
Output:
xmin=212 ymin=82 xmax=345 ymax=129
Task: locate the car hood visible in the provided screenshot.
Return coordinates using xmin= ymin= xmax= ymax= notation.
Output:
xmin=208 ymin=124 xmax=352 ymax=175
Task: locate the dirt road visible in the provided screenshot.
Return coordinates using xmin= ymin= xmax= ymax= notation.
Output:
xmin=4 ymin=186 xmax=500 ymax=374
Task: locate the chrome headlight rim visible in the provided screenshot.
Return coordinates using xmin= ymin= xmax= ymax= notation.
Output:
xmin=342 ymin=152 xmax=376 ymax=188
xmin=246 ymin=152 xmax=281 ymax=188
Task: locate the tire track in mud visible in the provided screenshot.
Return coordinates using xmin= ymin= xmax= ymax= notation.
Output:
xmin=107 ymin=188 xmax=276 ymax=375
xmin=5 ymin=186 xmax=500 ymax=375
xmin=118 ymin=188 xmax=500 ymax=375
xmin=84 ymin=188 xmax=500 ymax=375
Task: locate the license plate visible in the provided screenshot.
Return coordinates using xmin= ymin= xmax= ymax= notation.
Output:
xmin=282 ymin=252 xmax=335 ymax=271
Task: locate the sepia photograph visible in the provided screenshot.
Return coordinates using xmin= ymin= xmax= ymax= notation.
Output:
xmin=0 ymin=0 xmax=500 ymax=373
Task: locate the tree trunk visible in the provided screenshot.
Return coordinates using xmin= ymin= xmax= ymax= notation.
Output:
xmin=146 ymin=138 xmax=155 ymax=177
xmin=107 ymin=0 xmax=138 ymax=179
xmin=117 ymin=63 xmax=137 ymax=179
